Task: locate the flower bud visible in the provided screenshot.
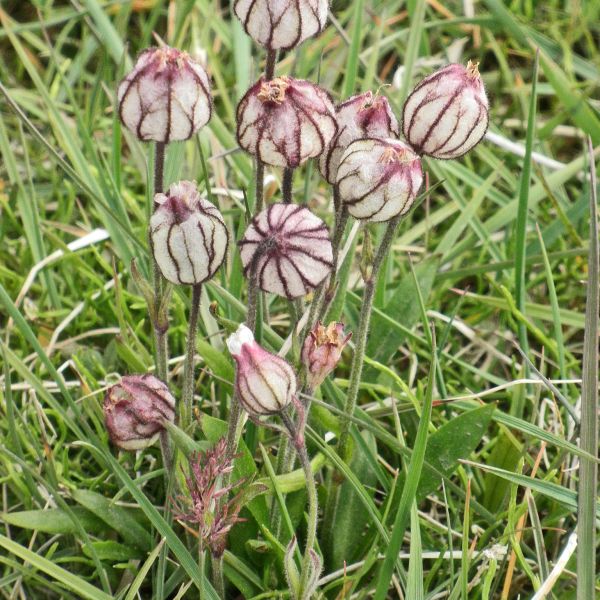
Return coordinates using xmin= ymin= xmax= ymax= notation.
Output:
xmin=227 ymin=324 xmax=297 ymax=415
xmin=336 ymin=138 xmax=423 ymax=222
xmin=103 ymin=375 xmax=176 ymax=451
xmin=320 ymin=91 xmax=399 ymax=184
xmin=118 ymin=46 xmax=212 ymax=143
xmin=237 ymin=76 xmax=336 ymax=168
xmin=302 ymin=321 xmax=351 ymax=389
xmin=150 ymin=181 xmax=228 ymax=285
xmin=239 ymin=203 xmax=333 ymax=299
xmin=402 ymin=61 xmax=489 ymax=159
xmin=234 ymin=0 xmax=329 ymax=50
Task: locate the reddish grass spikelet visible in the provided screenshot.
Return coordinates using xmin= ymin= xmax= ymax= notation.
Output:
xmin=174 ymin=438 xmax=246 ymax=557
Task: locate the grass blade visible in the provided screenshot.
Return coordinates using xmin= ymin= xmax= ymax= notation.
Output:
xmin=0 ymin=535 xmax=112 ymax=600
xmin=577 ymin=138 xmax=599 ymax=600
xmin=374 ymin=330 xmax=436 ymax=600
xmin=514 ymin=50 xmax=539 ymax=359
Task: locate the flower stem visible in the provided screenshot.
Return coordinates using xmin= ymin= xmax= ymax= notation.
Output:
xmin=282 ymin=167 xmax=294 ymax=203
xmin=282 ymin=412 xmax=319 ymax=600
xmin=337 ymin=215 xmax=400 ymax=459
xmin=323 ymin=216 xmax=401 ymax=546
xmin=265 ymin=49 xmax=277 ymax=80
xmin=181 ymin=283 xmax=202 ymax=430
xmin=150 ymin=142 xmax=172 ymax=474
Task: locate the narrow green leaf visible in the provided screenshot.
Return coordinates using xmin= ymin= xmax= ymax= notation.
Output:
xmin=514 ymin=51 xmax=539 ymax=356
xmin=577 ymin=139 xmax=599 ymax=600
xmin=374 ymin=333 xmax=436 ymax=599
xmin=0 ymin=535 xmax=113 ymax=600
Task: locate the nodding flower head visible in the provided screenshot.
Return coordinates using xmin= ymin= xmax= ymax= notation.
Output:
xmin=302 ymin=321 xmax=352 ymax=389
xmin=402 ymin=61 xmax=489 ymax=159
xmin=118 ymin=46 xmax=212 ymax=143
xmin=103 ymin=374 xmax=176 ymax=451
xmin=237 ymin=76 xmax=336 ymax=168
xmin=149 ymin=180 xmax=228 ymax=286
xmin=238 ymin=203 xmax=333 ymax=299
xmin=227 ymin=324 xmax=297 ymax=415
xmin=234 ymin=0 xmax=329 ymax=51
xmin=320 ymin=90 xmax=399 ymax=184
xmin=336 ymin=138 xmax=423 ymax=223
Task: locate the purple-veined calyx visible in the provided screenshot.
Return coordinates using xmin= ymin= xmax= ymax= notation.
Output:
xmin=149 ymin=181 xmax=228 ymax=286
xmin=103 ymin=374 xmax=176 ymax=451
xmin=227 ymin=324 xmax=297 ymax=415
xmin=118 ymin=46 xmax=212 ymax=143
xmin=237 ymin=76 xmax=337 ymax=168
xmin=336 ymin=138 xmax=423 ymax=222
xmin=238 ymin=203 xmax=333 ymax=299
xmin=234 ymin=0 xmax=329 ymax=50
xmin=320 ymin=90 xmax=399 ymax=184
xmin=402 ymin=61 xmax=489 ymax=159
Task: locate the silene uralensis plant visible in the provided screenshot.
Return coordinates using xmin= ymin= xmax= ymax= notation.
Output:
xmin=102 ymin=2 xmax=493 ymax=598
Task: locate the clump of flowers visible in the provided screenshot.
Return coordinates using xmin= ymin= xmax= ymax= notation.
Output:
xmin=175 ymin=438 xmax=245 ymax=558
xmin=103 ymin=375 xmax=176 ymax=450
xmin=118 ymin=45 xmax=212 ymax=143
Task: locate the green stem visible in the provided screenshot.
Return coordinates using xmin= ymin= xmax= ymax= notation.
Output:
xmin=322 ymin=217 xmax=401 ymax=546
xmin=181 ymin=284 xmax=202 ymax=430
xmin=282 ymin=413 xmax=318 ymax=600
xmin=199 ymin=548 xmax=206 ymax=600
xmin=337 ymin=216 xmax=400 ymax=459
xmin=211 ymin=553 xmax=225 ymax=598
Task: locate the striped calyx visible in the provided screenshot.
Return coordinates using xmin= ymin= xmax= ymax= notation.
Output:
xmin=150 ymin=181 xmax=228 ymax=286
xmin=118 ymin=46 xmax=212 ymax=143
xmin=227 ymin=324 xmax=297 ymax=415
xmin=302 ymin=321 xmax=352 ymax=389
xmin=337 ymin=138 xmax=423 ymax=223
xmin=103 ymin=374 xmax=176 ymax=451
xmin=320 ymin=90 xmax=399 ymax=184
xmin=402 ymin=61 xmax=489 ymax=159
xmin=234 ymin=0 xmax=329 ymax=50
xmin=239 ymin=203 xmax=333 ymax=299
xmin=237 ymin=76 xmax=337 ymax=168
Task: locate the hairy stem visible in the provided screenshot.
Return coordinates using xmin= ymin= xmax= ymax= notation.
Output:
xmin=323 ymin=217 xmax=401 ymax=546
xmin=254 ymin=48 xmax=277 ymax=214
xmin=181 ymin=284 xmax=202 ymax=430
xmin=282 ymin=167 xmax=294 ymax=203
xmin=337 ymin=216 xmax=400 ymax=459
xmin=282 ymin=412 xmax=318 ymax=599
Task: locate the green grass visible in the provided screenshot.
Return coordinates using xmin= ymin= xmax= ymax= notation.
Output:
xmin=1 ymin=1 xmax=599 ymax=598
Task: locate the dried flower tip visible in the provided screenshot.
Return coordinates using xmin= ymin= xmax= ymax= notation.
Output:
xmin=118 ymin=46 xmax=212 ymax=143
xmin=150 ymin=180 xmax=228 ymax=286
xmin=227 ymin=324 xmax=297 ymax=415
xmin=319 ymin=90 xmax=399 ymax=184
xmin=239 ymin=203 xmax=333 ymax=299
xmin=237 ymin=76 xmax=336 ymax=168
xmin=302 ymin=321 xmax=352 ymax=389
xmin=402 ymin=62 xmax=489 ymax=159
xmin=234 ymin=0 xmax=329 ymax=50
xmin=103 ymin=374 xmax=175 ymax=451
xmin=336 ymin=138 xmax=423 ymax=223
